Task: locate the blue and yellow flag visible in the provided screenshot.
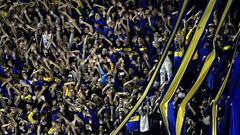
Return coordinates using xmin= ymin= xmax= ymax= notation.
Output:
xmin=175 ymin=0 xmax=233 ymax=134
xmin=223 ymin=47 xmax=240 ymax=134
xmin=212 ymin=37 xmax=239 ymax=135
xmin=160 ymin=0 xmax=219 ymax=134
xmin=229 ymin=45 xmax=240 ymax=135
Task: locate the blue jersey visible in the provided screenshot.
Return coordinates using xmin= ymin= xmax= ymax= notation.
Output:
xmin=126 ymin=114 xmax=140 ymax=131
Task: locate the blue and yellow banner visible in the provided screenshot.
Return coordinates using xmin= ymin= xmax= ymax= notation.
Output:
xmin=175 ymin=0 xmax=233 ymax=134
xmin=160 ymin=0 xmax=219 ymax=134
xmin=212 ymin=38 xmax=239 ymax=135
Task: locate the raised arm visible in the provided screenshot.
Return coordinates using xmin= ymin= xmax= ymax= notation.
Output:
xmin=36 ymin=86 xmax=48 ymax=99
xmin=107 ymin=5 xmax=115 ymax=17
xmin=82 ymin=35 xmax=89 ymax=60
xmin=123 ymin=77 xmax=137 ymax=86
xmin=6 ymin=82 xmax=21 ymax=95
xmin=59 ymin=114 xmax=78 ymax=135
xmin=50 ymin=10 xmax=60 ymax=24
xmin=0 ymin=23 xmax=8 ymax=36
xmin=93 ymin=3 xmax=106 ymax=10
xmin=79 ymin=20 xmax=94 ymax=34
xmin=62 ymin=12 xmax=82 ymax=34
xmin=100 ymin=34 xmax=113 ymax=46
xmin=36 ymin=8 xmax=44 ymax=24
xmin=38 ymin=0 xmax=49 ymax=11
xmin=68 ymin=27 xmax=75 ymax=49
xmin=23 ymin=9 xmax=32 ymax=24
xmin=233 ymin=27 xmax=240 ymax=42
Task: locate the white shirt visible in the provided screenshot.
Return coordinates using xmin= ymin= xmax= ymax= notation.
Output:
xmin=138 ymin=107 xmax=150 ymax=132
xmin=160 ymin=55 xmax=173 ymax=85
xmin=139 ymin=113 xmax=149 ymax=132
xmin=42 ymin=34 xmax=50 ymax=45
xmin=202 ymin=115 xmax=210 ymax=125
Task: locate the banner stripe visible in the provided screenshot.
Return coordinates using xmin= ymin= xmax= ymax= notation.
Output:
xmin=212 ymin=40 xmax=238 ymax=135
xmin=176 ymin=0 xmax=232 ymax=135
xmin=176 ymin=50 xmax=216 ymax=135
xmin=110 ymin=0 xmax=190 ymax=134
xmin=212 ymin=52 xmax=235 ymax=135
xmin=160 ymin=0 xmax=218 ymax=133
xmin=175 ymin=1 xmax=233 ymax=134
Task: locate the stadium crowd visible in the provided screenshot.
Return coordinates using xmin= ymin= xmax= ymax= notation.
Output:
xmin=0 ymin=0 xmax=239 ymax=135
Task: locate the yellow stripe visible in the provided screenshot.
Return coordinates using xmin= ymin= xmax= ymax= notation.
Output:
xmin=185 ymin=28 xmax=194 ymax=45
xmin=129 ymin=116 xmax=140 ymax=122
xmin=212 ymin=52 xmax=235 ymax=135
xmin=24 ymin=94 xmax=32 ymax=100
xmin=223 ymin=45 xmax=231 ymax=51
xmin=43 ymin=76 xmax=54 ymax=82
xmin=212 ymin=43 xmax=239 ymax=134
xmin=176 ymin=1 xmax=232 ymax=134
xmin=160 ymin=0 xmax=217 ymax=133
xmin=65 ymin=87 xmax=70 ymax=97
xmin=123 ymin=48 xmax=132 ymax=52
xmin=110 ymin=62 xmax=114 ymax=71
xmin=78 ymin=1 xmax=84 ymax=8
xmin=74 ymin=7 xmax=81 ymax=15
xmin=110 ymin=0 xmax=190 ymax=134
xmin=211 ymin=1 xmax=234 ymax=134
xmin=168 ymin=51 xmax=173 ymax=55
xmin=28 ymin=112 xmax=37 ymax=124
xmin=193 ymin=51 xmax=198 ymax=60
xmin=176 ymin=50 xmax=215 ymax=135
xmin=174 ymin=51 xmax=184 ymax=57
xmin=114 ymin=48 xmax=123 ymax=51
xmin=48 ymin=128 xmax=54 ymax=134
xmin=140 ymin=47 xmax=145 ymax=51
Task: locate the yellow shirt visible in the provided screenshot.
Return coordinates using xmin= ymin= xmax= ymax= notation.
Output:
xmin=43 ymin=76 xmax=54 ymax=82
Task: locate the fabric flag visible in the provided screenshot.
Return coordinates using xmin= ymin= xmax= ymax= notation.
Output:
xmin=230 ymin=95 xmax=240 ymax=135
xmin=212 ymin=38 xmax=239 ymax=135
xmin=175 ymin=0 xmax=233 ymax=134
xmin=230 ymin=47 xmax=240 ymax=135
xmin=223 ymin=45 xmax=240 ymax=134
xmin=160 ymin=0 xmax=218 ymax=134
xmin=176 ymin=49 xmax=216 ymax=135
